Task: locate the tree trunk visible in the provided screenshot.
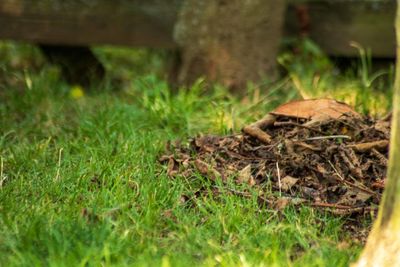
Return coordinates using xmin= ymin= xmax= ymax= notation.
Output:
xmin=173 ymin=0 xmax=285 ymax=93
xmin=353 ymin=2 xmax=400 ymax=266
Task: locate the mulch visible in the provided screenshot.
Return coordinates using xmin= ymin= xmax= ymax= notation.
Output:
xmin=159 ymin=99 xmax=391 ymax=241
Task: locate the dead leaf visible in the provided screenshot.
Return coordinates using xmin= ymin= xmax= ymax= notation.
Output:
xmin=237 ymin=164 xmax=255 ymax=186
xmin=270 ymin=99 xmax=360 ymax=119
xmin=194 ymin=159 xmax=221 ymax=181
xmin=337 ymin=189 xmax=372 ymax=206
xmin=167 ymin=157 xmax=178 ymax=177
xmin=158 ymin=155 xmax=171 ymax=162
xmin=280 ymin=176 xmax=299 ymax=191
xmin=316 ymin=164 xmax=328 ymax=174
xmin=275 ymin=198 xmax=290 ymax=210
xmin=294 ymin=141 xmax=321 ymax=151
xmin=194 ymin=135 xmax=220 ymax=153
xmin=371 ymin=179 xmax=386 ymax=189
xmin=194 ymin=159 xmax=209 ymax=175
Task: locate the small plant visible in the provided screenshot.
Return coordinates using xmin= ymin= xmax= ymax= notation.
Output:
xmin=278 ymin=38 xmax=393 ymax=116
xmin=350 ymin=41 xmax=389 ymax=90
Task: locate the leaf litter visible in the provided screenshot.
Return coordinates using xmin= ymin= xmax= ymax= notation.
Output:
xmin=159 ymin=99 xmax=390 ymax=242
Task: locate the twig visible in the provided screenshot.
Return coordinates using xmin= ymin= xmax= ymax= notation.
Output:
xmin=276 ymin=161 xmax=282 ymax=196
xmin=339 ymin=150 xmax=363 ymax=179
xmin=242 ymin=114 xmax=276 ymax=144
xmin=242 ymin=126 xmax=272 ymax=143
xmin=371 ymin=148 xmax=388 ymax=165
xmin=328 ymin=160 xmax=379 ymax=196
xmin=311 ymin=202 xmax=354 ymax=209
xmin=302 ymin=135 xmax=351 ymax=141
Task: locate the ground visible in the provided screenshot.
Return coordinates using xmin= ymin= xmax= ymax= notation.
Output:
xmin=0 ymin=41 xmax=393 ymax=266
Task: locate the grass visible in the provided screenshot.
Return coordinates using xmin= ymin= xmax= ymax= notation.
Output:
xmin=0 ymin=41 xmax=393 ymax=266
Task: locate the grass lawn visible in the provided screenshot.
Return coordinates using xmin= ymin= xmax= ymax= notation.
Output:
xmin=0 ymin=41 xmax=393 ymax=266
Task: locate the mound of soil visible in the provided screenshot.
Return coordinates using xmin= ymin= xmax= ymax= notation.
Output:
xmin=160 ymin=99 xmax=391 ymax=238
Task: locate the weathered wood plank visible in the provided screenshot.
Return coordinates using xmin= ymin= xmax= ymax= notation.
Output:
xmin=0 ymin=0 xmax=397 ymax=57
xmin=285 ymin=0 xmax=396 ymax=57
xmin=0 ymin=0 xmax=181 ymax=48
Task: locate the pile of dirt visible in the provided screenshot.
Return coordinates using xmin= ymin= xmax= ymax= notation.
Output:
xmin=160 ymin=99 xmax=390 ymax=226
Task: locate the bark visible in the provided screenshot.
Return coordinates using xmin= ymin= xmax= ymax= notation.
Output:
xmin=353 ymin=2 xmax=400 ymax=266
xmin=174 ymin=0 xmax=286 ymax=93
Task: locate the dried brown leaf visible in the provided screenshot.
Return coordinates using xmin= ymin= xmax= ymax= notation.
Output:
xmin=194 ymin=159 xmax=221 ymax=181
xmin=275 ymin=198 xmax=290 ymax=210
xmin=270 ymin=99 xmax=360 ymax=119
xmin=237 ymin=164 xmax=252 ymax=184
xmin=280 ymin=176 xmax=299 ymax=191
xmin=167 ymin=157 xmax=178 ymax=177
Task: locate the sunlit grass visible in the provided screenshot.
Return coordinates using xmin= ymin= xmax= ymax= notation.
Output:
xmin=0 ymin=40 xmax=391 ymax=266
xmin=279 ymin=38 xmax=393 ymax=117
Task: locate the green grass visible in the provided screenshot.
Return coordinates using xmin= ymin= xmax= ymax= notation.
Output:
xmin=0 ymin=41 xmax=392 ymax=266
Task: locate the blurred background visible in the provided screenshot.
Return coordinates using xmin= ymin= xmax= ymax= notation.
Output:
xmin=0 ymin=0 xmax=395 ymax=117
